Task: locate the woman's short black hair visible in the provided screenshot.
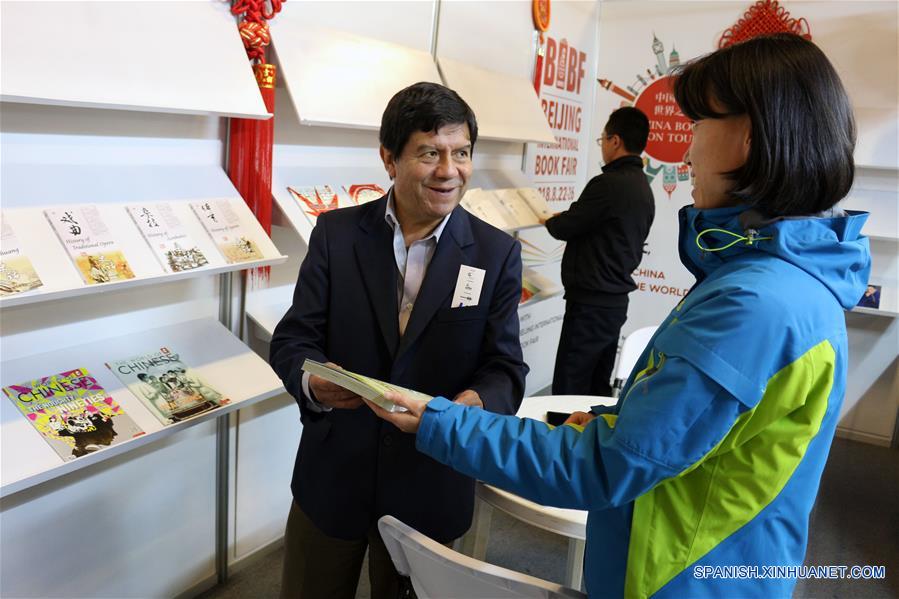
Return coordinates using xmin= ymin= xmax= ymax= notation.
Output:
xmin=673 ymin=33 xmax=856 ymax=216
xmin=379 ymin=82 xmax=478 ymax=158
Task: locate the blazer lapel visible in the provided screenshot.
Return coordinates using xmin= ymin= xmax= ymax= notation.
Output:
xmin=354 ymin=197 xmax=400 ymax=358
xmin=396 ymin=207 xmax=475 ymax=360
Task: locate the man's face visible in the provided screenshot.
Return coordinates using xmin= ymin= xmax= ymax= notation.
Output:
xmin=599 ymin=130 xmax=617 ymax=165
xmin=380 ymin=123 xmax=472 ymax=224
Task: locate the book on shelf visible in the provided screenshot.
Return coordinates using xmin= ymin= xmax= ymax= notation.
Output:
xmin=342 ymin=184 xmax=387 ymax=206
xmin=514 ymin=187 xmax=554 ymax=221
xmin=495 ymin=189 xmax=542 ymax=227
xmin=3 ymin=367 xmax=145 ymax=461
xmin=189 ymin=199 xmax=263 ymax=264
xmin=107 ymin=347 xmax=231 ymax=425
xmin=461 ymin=188 xmax=516 ymax=230
xmin=0 ymin=215 xmax=44 ymax=295
xmin=461 ymin=188 xmax=553 ymax=230
xmin=127 ymin=203 xmax=209 ymax=273
xmin=520 ymin=267 xmax=562 ymax=304
xmin=302 ymin=359 xmax=433 ymax=413
xmin=287 ymin=185 xmax=348 ymax=227
xmin=857 ymin=284 xmax=882 ymax=310
xmin=44 ymin=205 xmax=136 ymax=285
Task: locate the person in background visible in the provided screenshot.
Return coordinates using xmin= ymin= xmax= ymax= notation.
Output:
xmin=366 ymin=34 xmax=869 ymax=598
xmin=541 ymin=106 xmax=655 ymax=397
xmin=269 ymin=82 xmax=527 ymax=599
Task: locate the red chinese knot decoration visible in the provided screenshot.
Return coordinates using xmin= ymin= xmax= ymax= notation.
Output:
xmin=531 ymin=0 xmax=551 ymax=93
xmin=532 ymin=0 xmax=551 ymax=43
xmin=719 ymin=0 xmax=811 ymax=48
xmin=228 ymin=0 xmax=284 ymax=286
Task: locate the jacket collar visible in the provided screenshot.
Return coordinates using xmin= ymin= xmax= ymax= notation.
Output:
xmin=602 ymin=154 xmax=644 ymax=173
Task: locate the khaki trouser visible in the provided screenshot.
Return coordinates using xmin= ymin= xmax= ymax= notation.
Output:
xmin=280 ymin=501 xmax=413 ymax=599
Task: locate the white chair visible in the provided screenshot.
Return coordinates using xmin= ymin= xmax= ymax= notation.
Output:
xmin=611 ymin=325 xmax=658 ymax=397
xmin=378 ymin=515 xmax=587 ymax=599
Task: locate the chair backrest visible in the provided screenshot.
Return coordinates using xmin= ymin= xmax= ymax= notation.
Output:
xmin=378 ymin=515 xmax=586 ymax=599
xmin=613 ymin=326 xmax=659 ymax=392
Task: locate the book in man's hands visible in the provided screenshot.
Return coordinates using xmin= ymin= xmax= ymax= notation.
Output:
xmin=302 ymin=359 xmax=433 ymax=413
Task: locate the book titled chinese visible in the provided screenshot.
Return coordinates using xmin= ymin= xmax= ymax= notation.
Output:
xmin=302 ymin=359 xmax=432 ymax=413
xmin=189 ymin=199 xmax=263 ymax=264
xmin=107 ymin=347 xmax=230 ymax=425
xmin=44 ymin=205 xmax=135 ymax=285
xmin=127 ymin=203 xmax=209 ymax=273
xmin=0 ymin=215 xmax=43 ymax=295
xmin=3 ymin=368 xmax=145 ymax=461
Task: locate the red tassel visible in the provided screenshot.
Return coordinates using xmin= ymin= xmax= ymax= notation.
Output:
xmin=228 ymin=63 xmax=275 ymax=286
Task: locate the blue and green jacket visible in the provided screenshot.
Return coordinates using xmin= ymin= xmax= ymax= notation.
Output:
xmin=415 ymin=205 xmax=871 ymax=598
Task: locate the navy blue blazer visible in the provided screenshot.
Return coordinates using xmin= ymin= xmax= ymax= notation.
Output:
xmin=270 ymin=196 xmax=527 ymax=541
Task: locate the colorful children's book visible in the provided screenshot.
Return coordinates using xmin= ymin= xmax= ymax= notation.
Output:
xmin=3 ymin=368 xmax=144 ymax=461
xmin=0 ymin=215 xmax=43 ymax=295
xmin=189 ymin=199 xmax=263 ymax=264
xmin=107 ymin=347 xmax=230 ymax=425
xmin=127 ymin=203 xmax=209 ymax=273
xmin=44 ymin=205 xmax=135 ymax=285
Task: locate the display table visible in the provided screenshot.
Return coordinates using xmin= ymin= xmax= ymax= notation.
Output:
xmin=462 ymin=394 xmax=617 ymax=590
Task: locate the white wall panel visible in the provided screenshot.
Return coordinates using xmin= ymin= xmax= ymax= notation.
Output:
xmin=0 ymin=1 xmax=269 ymax=118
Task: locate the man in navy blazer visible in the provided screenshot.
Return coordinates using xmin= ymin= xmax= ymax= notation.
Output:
xmin=270 ymin=82 xmax=527 ymax=599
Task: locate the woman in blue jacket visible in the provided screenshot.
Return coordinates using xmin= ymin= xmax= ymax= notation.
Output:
xmin=366 ymin=34 xmax=870 ymax=598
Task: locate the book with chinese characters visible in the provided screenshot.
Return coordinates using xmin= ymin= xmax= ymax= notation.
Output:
xmin=107 ymin=347 xmax=230 ymax=425
xmin=302 ymin=359 xmax=432 ymax=413
xmin=127 ymin=203 xmax=209 ymax=273
xmin=3 ymin=368 xmax=144 ymax=461
xmin=342 ymin=184 xmax=386 ymax=206
xmin=189 ymin=199 xmax=263 ymax=264
xmin=0 ymin=215 xmax=43 ymax=295
xmin=44 ymin=205 xmax=136 ymax=285
xmin=287 ymin=185 xmax=347 ymax=227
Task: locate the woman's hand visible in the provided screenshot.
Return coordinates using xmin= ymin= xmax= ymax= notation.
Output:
xmin=364 ymin=390 xmax=428 ymax=434
xmin=564 ymin=411 xmax=596 ymax=426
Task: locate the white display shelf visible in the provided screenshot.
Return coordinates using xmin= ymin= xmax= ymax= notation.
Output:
xmin=271 ymin=23 xmax=441 ymax=130
xmin=437 ymin=57 xmax=555 ymax=144
xmin=0 ymin=2 xmax=270 ymax=120
xmin=0 ymin=198 xmax=288 ymax=309
xmin=850 ymin=306 xmax=898 ymax=318
xmin=246 ymin=285 xmax=295 ymax=343
xmin=0 ymin=317 xmax=285 ymax=498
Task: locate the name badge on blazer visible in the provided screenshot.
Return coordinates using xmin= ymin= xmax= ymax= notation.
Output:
xmin=451 ymin=265 xmax=486 ymax=308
